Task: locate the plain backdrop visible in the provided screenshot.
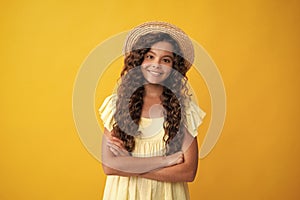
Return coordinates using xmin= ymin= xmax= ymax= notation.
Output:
xmin=0 ymin=0 xmax=299 ymax=199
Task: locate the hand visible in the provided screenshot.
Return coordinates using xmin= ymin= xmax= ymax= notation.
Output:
xmin=107 ymin=137 xmax=131 ymax=157
xmin=165 ymin=151 xmax=184 ymax=166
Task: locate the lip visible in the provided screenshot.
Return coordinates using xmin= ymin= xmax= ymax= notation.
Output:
xmin=147 ymin=70 xmax=163 ymax=77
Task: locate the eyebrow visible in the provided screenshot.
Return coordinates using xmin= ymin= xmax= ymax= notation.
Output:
xmin=147 ymin=50 xmax=174 ymax=59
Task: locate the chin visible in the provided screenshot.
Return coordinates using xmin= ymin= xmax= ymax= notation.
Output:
xmin=145 ymin=79 xmax=164 ymax=85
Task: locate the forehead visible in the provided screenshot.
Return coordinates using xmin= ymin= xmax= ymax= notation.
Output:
xmin=150 ymin=41 xmax=174 ymax=54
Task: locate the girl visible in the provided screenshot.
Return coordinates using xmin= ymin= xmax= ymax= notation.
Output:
xmin=99 ymin=21 xmax=206 ymax=200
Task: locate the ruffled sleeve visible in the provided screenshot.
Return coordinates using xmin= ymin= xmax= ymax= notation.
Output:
xmin=98 ymin=94 xmax=117 ymax=132
xmin=185 ymin=101 xmax=206 ymax=137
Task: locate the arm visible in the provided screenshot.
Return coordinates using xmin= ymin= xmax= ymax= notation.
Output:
xmin=101 ymin=128 xmax=183 ymax=175
xmin=139 ymin=129 xmax=199 ymax=182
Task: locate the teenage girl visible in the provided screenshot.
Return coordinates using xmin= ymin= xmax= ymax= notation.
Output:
xmin=99 ymin=21 xmax=206 ymax=200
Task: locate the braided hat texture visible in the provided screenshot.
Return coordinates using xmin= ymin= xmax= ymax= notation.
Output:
xmin=123 ymin=21 xmax=194 ymax=67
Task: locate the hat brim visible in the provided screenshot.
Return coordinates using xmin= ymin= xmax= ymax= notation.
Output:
xmin=123 ymin=21 xmax=194 ymax=68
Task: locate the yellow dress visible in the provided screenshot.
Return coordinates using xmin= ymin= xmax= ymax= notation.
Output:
xmin=99 ymin=94 xmax=206 ymax=200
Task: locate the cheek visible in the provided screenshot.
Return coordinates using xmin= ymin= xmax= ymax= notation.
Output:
xmin=141 ymin=64 xmax=149 ymax=72
xmin=163 ymin=67 xmax=173 ymax=77
xmin=141 ymin=59 xmax=151 ymax=67
xmin=162 ymin=61 xmax=173 ymax=69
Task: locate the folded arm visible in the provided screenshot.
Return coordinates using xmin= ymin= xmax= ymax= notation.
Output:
xmin=102 ymin=127 xmax=199 ymax=182
xmin=101 ymin=128 xmax=183 ymax=176
xmin=139 ymin=133 xmax=198 ymax=182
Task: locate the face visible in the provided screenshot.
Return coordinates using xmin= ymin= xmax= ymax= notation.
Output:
xmin=141 ymin=41 xmax=174 ymax=84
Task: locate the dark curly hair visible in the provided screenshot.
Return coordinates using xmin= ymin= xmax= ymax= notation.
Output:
xmin=113 ymin=32 xmax=191 ymax=155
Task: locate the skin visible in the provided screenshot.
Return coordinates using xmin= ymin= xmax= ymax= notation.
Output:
xmin=102 ymin=41 xmax=199 ymax=182
xmin=102 ymin=129 xmax=184 ymax=174
xmin=141 ymin=41 xmax=174 ymax=86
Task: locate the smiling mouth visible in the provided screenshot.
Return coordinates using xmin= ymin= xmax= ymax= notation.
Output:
xmin=147 ymin=70 xmax=163 ymax=77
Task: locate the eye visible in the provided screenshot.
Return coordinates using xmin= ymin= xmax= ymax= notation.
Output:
xmin=145 ymin=54 xmax=154 ymax=60
xmin=162 ymin=58 xmax=172 ymax=63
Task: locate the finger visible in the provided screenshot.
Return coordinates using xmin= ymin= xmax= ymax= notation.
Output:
xmin=106 ymin=140 xmax=112 ymax=145
xmin=111 ymin=136 xmax=124 ymax=143
xmin=107 ymin=142 xmax=120 ymax=151
xmin=177 ymin=157 xmax=183 ymax=164
xmin=111 ymin=137 xmax=125 ymax=148
xmin=107 ymin=141 xmax=131 ymax=156
xmin=111 ymin=140 xmax=124 ymax=149
xmin=107 ymin=140 xmax=124 ymax=151
xmin=109 ymin=143 xmax=130 ymax=156
xmin=109 ymin=143 xmax=129 ymax=156
xmin=107 ymin=142 xmax=119 ymax=151
xmin=109 ymin=147 xmax=119 ymax=156
xmin=107 ymin=138 xmax=122 ymax=148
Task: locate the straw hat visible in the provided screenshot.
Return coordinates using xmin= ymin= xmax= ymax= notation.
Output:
xmin=123 ymin=21 xmax=195 ymax=67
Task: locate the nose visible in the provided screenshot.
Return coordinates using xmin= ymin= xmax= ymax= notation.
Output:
xmin=151 ymin=59 xmax=161 ymax=68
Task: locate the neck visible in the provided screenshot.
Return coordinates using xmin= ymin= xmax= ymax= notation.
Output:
xmin=144 ymin=83 xmax=163 ymax=98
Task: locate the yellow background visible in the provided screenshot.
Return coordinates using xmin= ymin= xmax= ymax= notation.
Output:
xmin=1 ymin=0 xmax=299 ymax=199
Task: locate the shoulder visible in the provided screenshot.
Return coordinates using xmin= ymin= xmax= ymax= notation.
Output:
xmin=184 ymin=99 xmax=206 ymax=137
xmin=99 ymin=94 xmax=117 ymax=132
xmin=99 ymin=94 xmax=117 ymax=110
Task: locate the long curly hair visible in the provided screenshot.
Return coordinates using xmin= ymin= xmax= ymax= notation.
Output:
xmin=113 ymin=32 xmax=191 ymax=155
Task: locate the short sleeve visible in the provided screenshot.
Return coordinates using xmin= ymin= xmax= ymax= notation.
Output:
xmin=185 ymin=101 xmax=206 ymax=137
xmin=98 ymin=94 xmax=117 ymax=132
